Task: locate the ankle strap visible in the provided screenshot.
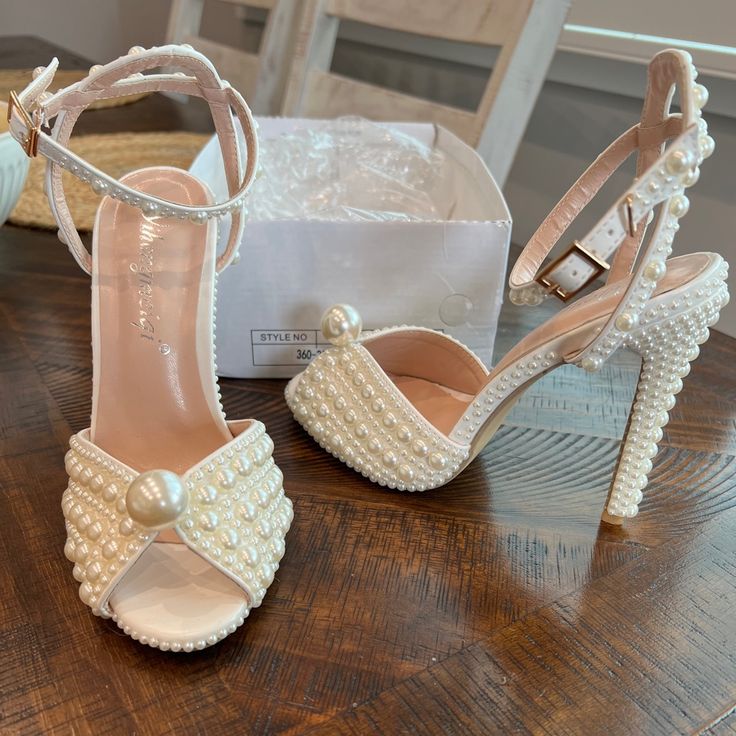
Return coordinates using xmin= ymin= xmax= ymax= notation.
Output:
xmin=509 ymin=49 xmax=709 ymax=306
xmin=7 ymin=44 xmax=258 ymax=275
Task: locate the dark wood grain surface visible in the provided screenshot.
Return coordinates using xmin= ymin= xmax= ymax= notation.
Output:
xmin=1 ymin=38 xmax=735 ymax=736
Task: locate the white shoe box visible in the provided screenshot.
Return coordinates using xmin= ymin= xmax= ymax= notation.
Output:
xmin=190 ymin=118 xmax=511 ymax=378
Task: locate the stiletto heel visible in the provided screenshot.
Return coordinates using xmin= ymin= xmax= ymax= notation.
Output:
xmin=286 ymin=49 xmax=730 ymax=527
xmin=602 ymin=281 xmax=728 ymax=522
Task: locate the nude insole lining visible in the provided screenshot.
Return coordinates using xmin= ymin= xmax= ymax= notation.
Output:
xmin=92 ymin=167 xmax=248 ymax=631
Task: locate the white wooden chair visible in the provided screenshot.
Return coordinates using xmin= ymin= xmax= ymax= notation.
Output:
xmin=166 ymin=0 xmax=301 ymax=114
xmin=282 ymin=0 xmax=570 ymax=185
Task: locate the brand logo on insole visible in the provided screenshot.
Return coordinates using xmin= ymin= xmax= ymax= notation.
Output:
xmin=130 ymin=221 xmax=158 ymax=343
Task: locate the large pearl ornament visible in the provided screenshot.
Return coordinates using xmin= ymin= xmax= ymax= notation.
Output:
xmin=321 ymin=304 xmax=362 ymax=346
xmin=125 ymin=470 xmax=188 ymax=530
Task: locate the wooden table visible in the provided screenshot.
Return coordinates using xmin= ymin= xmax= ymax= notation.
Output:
xmin=1 ymin=37 xmax=735 ymax=736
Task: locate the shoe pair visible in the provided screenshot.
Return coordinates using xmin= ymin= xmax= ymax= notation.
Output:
xmin=8 ymin=45 xmax=727 ymax=651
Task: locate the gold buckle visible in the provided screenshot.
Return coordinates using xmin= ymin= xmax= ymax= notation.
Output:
xmin=535 ymin=241 xmax=610 ymax=302
xmin=7 ymin=91 xmax=40 ymax=157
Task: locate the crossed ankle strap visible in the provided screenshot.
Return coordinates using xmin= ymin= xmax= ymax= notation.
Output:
xmin=509 ymin=49 xmax=712 ymax=309
xmin=7 ymin=44 xmax=258 ymax=274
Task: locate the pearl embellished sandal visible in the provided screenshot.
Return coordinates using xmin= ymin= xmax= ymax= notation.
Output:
xmin=286 ymin=49 xmax=729 ymax=525
xmin=9 ymin=46 xmax=293 ymax=651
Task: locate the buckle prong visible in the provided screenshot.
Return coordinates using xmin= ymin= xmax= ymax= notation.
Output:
xmin=534 ymin=241 xmax=610 ymax=302
xmin=7 ymin=90 xmax=40 ymax=157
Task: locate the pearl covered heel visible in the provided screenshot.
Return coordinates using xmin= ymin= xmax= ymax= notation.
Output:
xmin=287 ymin=50 xmax=731 ymax=527
xmin=11 ymin=45 xmax=292 ymax=650
xmin=603 ymin=269 xmax=729 ymax=523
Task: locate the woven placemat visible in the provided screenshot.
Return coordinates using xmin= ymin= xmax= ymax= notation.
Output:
xmin=9 ymin=131 xmax=210 ymax=231
xmin=0 ymin=69 xmax=149 ymax=109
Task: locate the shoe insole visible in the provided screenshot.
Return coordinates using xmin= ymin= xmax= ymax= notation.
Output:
xmin=92 ymin=167 xmax=247 ymax=637
xmin=359 ymin=253 xmax=714 ymax=436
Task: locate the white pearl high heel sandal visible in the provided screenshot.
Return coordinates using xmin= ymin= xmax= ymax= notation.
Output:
xmin=286 ymin=49 xmax=729 ymax=525
xmin=9 ymin=46 xmax=293 ymax=651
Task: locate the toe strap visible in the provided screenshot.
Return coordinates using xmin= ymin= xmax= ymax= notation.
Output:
xmin=62 ymin=420 xmax=292 ymax=617
xmin=175 ymin=420 xmax=292 ymax=610
xmin=63 ymin=433 xmax=155 ymax=617
xmin=286 ymin=333 xmax=471 ymax=491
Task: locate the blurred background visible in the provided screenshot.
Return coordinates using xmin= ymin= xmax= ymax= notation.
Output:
xmin=2 ymin=0 xmax=734 ymax=334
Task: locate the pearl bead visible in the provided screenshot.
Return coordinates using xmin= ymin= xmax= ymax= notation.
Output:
xmin=197 ymin=485 xmax=218 ymax=505
xmin=238 ymin=501 xmax=257 ymax=523
xmin=582 ymin=356 xmax=602 ymax=373
xmin=91 ymin=179 xmax=109 ymax=195
xmin=615 ymin=312 xmax=639 ymax=332
xmin=235 ymin=454 xmax=253 ymax=475
xmin=128 ymin=45 xmax=145 ymax=55
xmin=102 ymin=540 xmax=118 ymax=559
xmin=382 ymin=451 xmax=398 ymax=468
xmin=692 ymin=83 xmax=708 ymax=110
xmin=119 ymin=518 xmax=135 ymax=536
xmin=32 ymin=66 xmax=45 ymax=79
xmin=700 ymin=135 xmax=715 ymax=159
xmin=412 ymin=440 xmax=428 ymax=457
xmin=396 ymin=426 xmax=412 ymax=443
xmin=64 ymin=539 xmax=76 ymax=561
xmin=90 ymin=64 xmax=103 ymax=74
xmin=669 ymin=194 xmax=689 ymax=219
xmin=220 ymin=528 xmax=239 ymax=550
xmin=682 ymin=167 xmax=700 ymax=188
xmin=643 ymin=261 xmax=666 ymax=282
xmin=102 ymin=482 xmax=119 ymax=502
xmin=398 ymin=464 xmax=414 ymax=483
xmin=125 ymin=470 xmax=188 ymax=530
xmin=367 ymin=438 xmax=382 ymax=455
xmin=189 ymin=211 xmax=207 ymax=224
xmin=665 ymin=149 xmax=693 ymax=175
xmin=199 ymin=511 xmax=219 ymax=532
xmin=321 ymin=304 xmax=362 ymax=346
xmin=428 ymin=452 xmax=447 ymax=471
xmin=216 ymin=469 xmax=236 ymax=489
